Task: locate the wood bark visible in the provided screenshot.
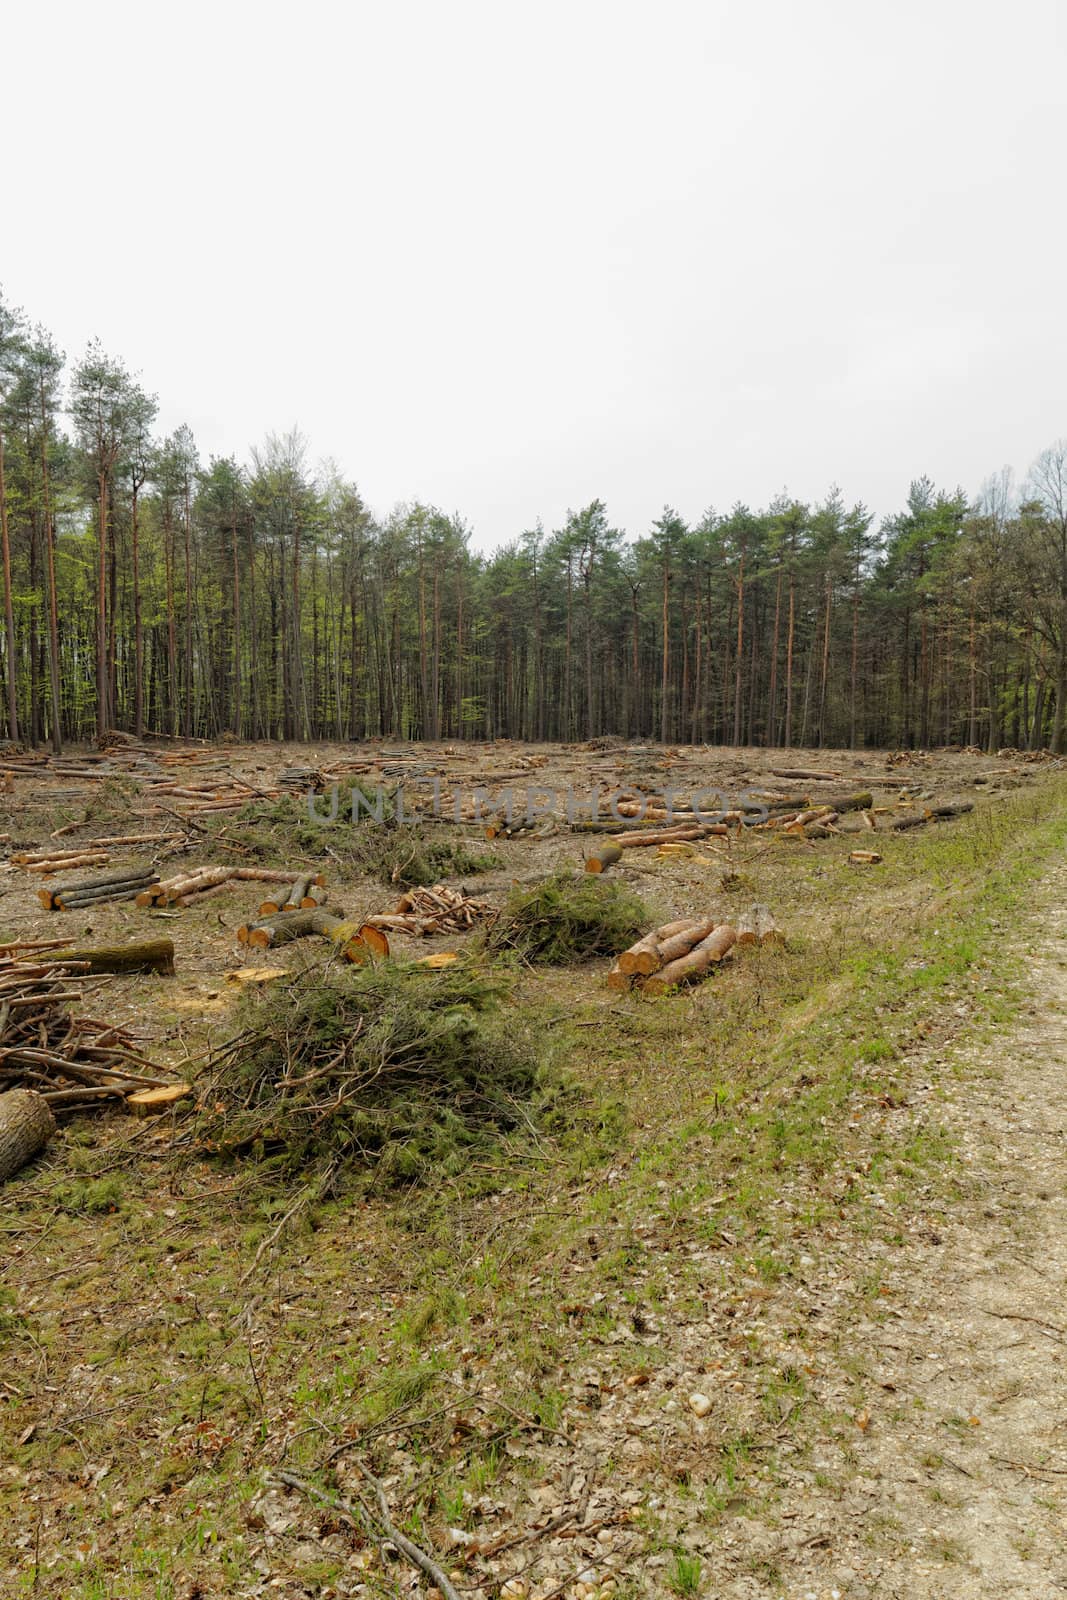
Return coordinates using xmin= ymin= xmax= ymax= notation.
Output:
xmin=642 ymin=923 xmax=738 ymax=995
xmin=584 ymin=843 xmax=622 ymax=874
xmin=0 ymin=1089 xmax=55 ymax=1182
xmin=42 ymin=938 xmax=176 ymax=975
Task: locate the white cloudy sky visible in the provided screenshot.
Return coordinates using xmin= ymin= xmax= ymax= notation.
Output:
xmin=4 ymin=0 xmax=1065 ymax=544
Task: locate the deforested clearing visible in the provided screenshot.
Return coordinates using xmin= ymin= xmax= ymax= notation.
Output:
xmin=2 ymin=737 xmax=1066 ymax=1598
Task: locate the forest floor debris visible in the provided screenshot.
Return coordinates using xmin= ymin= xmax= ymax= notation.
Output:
xmin=0 ymin=739 xmax=1065 ymax=1597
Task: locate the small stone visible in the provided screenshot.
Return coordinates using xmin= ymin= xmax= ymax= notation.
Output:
xmin=688 ymin=1392 xmax=712 ymax=1417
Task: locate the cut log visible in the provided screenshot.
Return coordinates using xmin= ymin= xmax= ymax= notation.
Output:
xmin=163 ymin=867 xmax=235 ymax=902
xmin=126 ymin=1083 xmax=192 ymax=1118
xmin=356 ymin=923 xmax=391 ymax=958
xmin=615 ymin=825 xmax=726 ymax=848
xmin=606 ymin=962 xmax=634 ymax=991
xmin=584 ymin=843 xmax=623 ymax=874
xmin=24 ymin=852 xmax=110 ymax=874
xmin=822 ymin=790 xmax=873 ymax=814
xmin=233 ymin=866 xmax=324 ymax=885
xmin=848 ymin=849 xmax=883 ymax=864
xmin=285 ymin=874 xmax=314 ymax=909
xmin=642 ymin=924 xmax=738 ymax=995
xmin=40 ymin=871 xmax=158 ymax=911
xmin=51 ymin=875 xmax=158 ymax=910
xmin=736 ymin=903 xmax=783 ymax=945
xmin=930 ymin=802 xmax=974 ymax=819
xmin=41 ymin=939 xmax=176 ymax=976
xmin=617 ymin=931 xmax=668 ymax=976
xmin=259 ymin=874 xmax=317 ymax=916
xmin=0 ymin=1089 xmax=57 ymax=1182
xmin=173 ymin=881 xmax=234 ymax=907
xmin=22 ymin=851 xmax=109 ymax=876
xmin=656 ymin=918 xmax=718 ymax=963
xmin=769 ymin=767 xmax=840 ymax=781
xmin=245 ymin=907 xmax=372 ymax=963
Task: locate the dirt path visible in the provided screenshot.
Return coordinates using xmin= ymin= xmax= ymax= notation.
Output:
xmin=808 ymin=862 xmax=1067 ymax=1599
xmin=716 ymin=863 xmax=1067 ymax=1597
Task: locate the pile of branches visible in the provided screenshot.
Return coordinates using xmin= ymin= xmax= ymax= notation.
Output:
xmin=195 ymin=959 xmax=540 ymax=1179
xmin=366 ymin=883 xmax=499 ymax=937
xmin=0 ymin=943 xmax=175 ymax=1113
xmin=485 ymin=869 xmax=649 ymax=964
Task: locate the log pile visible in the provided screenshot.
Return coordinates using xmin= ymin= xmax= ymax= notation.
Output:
xmin=237 ymin=905 xmax=376 ymax=959
xmin=136 ymin=866 xmax=317 ymax=908
xmin=751 ymin=792 xmax=874 ymax=838
xmin=236 ymin=885 xmax=497 ymax=957
xmin=0 ymin=943 xmax=184 ymax=1141
xmin=607 ymin=903 xmax=782 ymax=995
xmin=38 ymin=866 xmax=160 ymax=911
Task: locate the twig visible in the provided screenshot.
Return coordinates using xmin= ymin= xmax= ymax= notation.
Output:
xmin=982 ymin=1308 xmax=1067 ymax=1343
xmin=991 ymin=1453 xmax=1067 ymax=1476
xmin=270 ymin=1467 xmax=461 ymax=1600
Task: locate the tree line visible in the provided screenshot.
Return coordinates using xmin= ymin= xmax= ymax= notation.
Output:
xmin=1 ymin=289 xmax=1066 ymax=754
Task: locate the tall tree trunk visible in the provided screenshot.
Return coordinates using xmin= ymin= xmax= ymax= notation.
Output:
xmin=39 ymin=413 xmax=62 ymax=753
xmin=232 ymin=499 xmax=242 ymax=737
xmin=849 ymin=585 xmax=859 ymax=749
xmin=732 ymin=552 xmax=744 ymax=746
xmin=660 ymin=558 xmax=670 ymax=744
xmin=96 ymin=470 xmax=109 ymax=735
xmin=783 ymin=570 xmax=795 ymax=749
xmin=183 ymin=483 xmax=194 ymax=737
xmin=132 ymin=478 xmax=144 ymax=737
xmin=0 ymin=431 xmax=19 ymax=743
xmin=767 ymin=564 xmax=781 ymax=747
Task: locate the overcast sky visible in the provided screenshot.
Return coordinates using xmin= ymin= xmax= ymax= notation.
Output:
xmin=5 ymin=0 xmax=1065 ymax=546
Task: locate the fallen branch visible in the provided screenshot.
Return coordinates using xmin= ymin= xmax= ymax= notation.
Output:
xmin=269 ymin=1468 xmax=461 ymax=1600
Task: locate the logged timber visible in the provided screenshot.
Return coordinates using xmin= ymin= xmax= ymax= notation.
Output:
xmin=849 ymin=849 xmax=883 ymax=864
xmin=43 ymin=939 xmax=176 ymax=976
xmin=642 ymin=923 xmax=738 ymax=995
xmin=40 ymin=870 xmax=158 ymax=910
xmin=259 ymin=874 xmax=316 ymax=915
xmin=606 ymin=962 xmax=634 ymax=992
xmin=769 ymin=767 xmax=841 ymax=782
xmin=616 ymin=824 xmax=724 ymax=848
xmin=127 ymin=1083 xmax=193 ymax=1117
xmin=930 ymin=802 xmax=975 ymax=819
xmin=243 ymin=908 xmax=372 ymax=962
xmin=584 ymin=843 xmax=623 ymax=874
xmin=0 ymin=1089 xmax=56 ymax=1182
xmin=656 ymin=918 xmax=719 ymax=962
xmin=356 ymin=923 xmax=391 ymax=958
xmin=617 ymin=931 xmax=667 ymax=976
xmin=891 ymin=812 xmax=929 ymax=832
xmin=736 ymin=903 xmax=783 ymax=945
xmin=824 ymin=790 xmax=873 ymax=813
xmin=163 ymin=867 xmax=234 ymax=902
xmin=24 ymin=852 xmax=110 ymax=875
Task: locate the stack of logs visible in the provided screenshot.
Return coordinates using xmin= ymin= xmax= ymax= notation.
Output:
xmin=0 ymin=938 xmax=187 ymax=1181
xmin=236 ymin=885 xmax=498 ymax=957
xmin=608 ymin=903 xmax=781 ymax=996
xmin=137 ymin=866 xmax=314 ymax=909
xmin=38 ymin=866 xmax=160 ymax=911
